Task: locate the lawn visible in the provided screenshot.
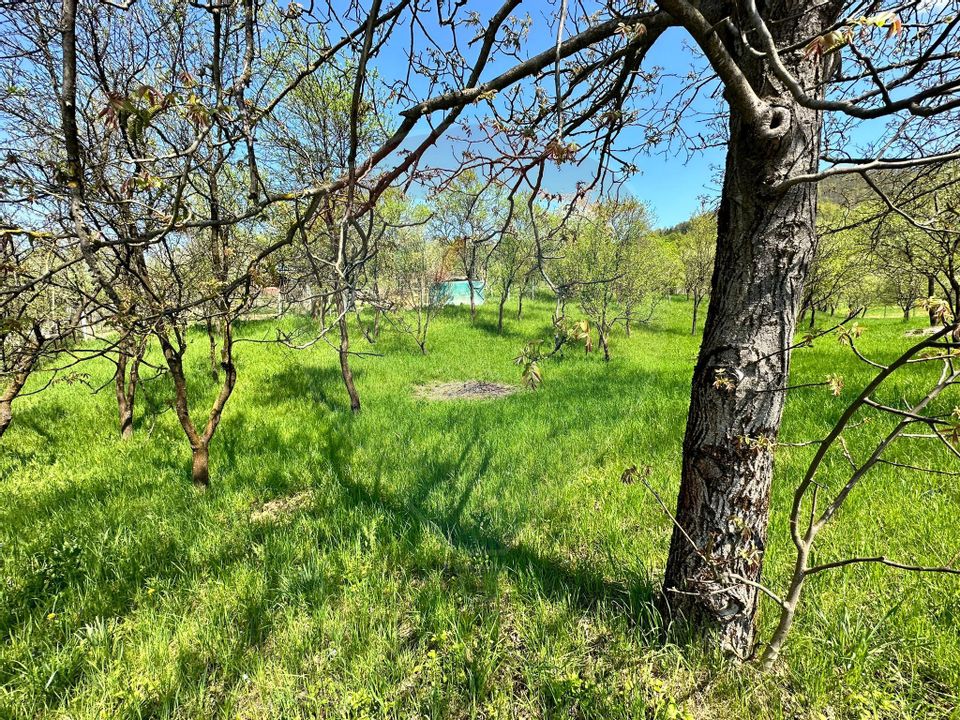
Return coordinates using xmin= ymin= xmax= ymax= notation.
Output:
xmin=1 ymin=296 xmax=958 ymax=719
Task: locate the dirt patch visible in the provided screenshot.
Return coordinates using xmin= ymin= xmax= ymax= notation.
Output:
xmin=414 ymin=380 xmax=519 ymax=401
xmin=906 ymin=326 xmax=942 ymax=336
xmin=250 ymin=490 xmax=313 ymax=523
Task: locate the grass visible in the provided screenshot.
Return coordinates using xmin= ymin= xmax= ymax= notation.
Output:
xmin=1 ymin=295 xmax=958 ymax=719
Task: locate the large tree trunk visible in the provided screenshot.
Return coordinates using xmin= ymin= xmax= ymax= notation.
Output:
xmin=662 ymin=11 xmax=826 ymax=657
xmin=191 ymin=444 xmax=210 ymax=487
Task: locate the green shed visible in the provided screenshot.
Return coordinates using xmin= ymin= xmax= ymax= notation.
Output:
xmin=432 ymin=278 xmax=485 ymax=306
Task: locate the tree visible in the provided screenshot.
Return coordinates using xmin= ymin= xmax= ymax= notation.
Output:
xmin=429 ymin=172 xmax=506 ymax=323
xmin=52 ymin=0 xmax=259 ymax=484
xmin=564 ymin=198 xmax=664 ymax=360
xmin=659 ymin=0 xmax=960 ymax=656
xmin=376 ymin=199 xmax=445 ymax=354
xmin=867 ymin=164 xmax=960 ymax=320
xmin=672 ymin=212 xmax=716 ymax=335
xmin=799 ymin=202 xmax=867 ymax=328
xmin=489 ymin=208 xmax=535 ymax=334
xmin=0 ymin=229 xmax=87 ymax=437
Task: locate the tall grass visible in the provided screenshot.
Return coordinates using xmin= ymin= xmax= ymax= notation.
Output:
xmin=1 ymin=296 xmax=957 ymax=718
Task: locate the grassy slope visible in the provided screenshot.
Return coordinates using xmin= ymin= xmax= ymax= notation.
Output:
xmin=0 ymin=297 xmax=958 ymax=719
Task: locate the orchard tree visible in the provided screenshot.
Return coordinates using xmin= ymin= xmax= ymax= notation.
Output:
xmin=799 ymin=202 xmax=866 ymax=328
xmin=671 ymin=212 xmax=716 ymax=335
xmin=565 ymin=197 xmax=663 ymax=360
xmin=652 ymin=0 xmax=960 ymax=656
xmin=44 ymin=0 xmax=262 ymax=483
xmin=375 ymin=198 xmax=445 ymax=354
xmin=429 ymin=172 xmax=507 ymax=323
xmin=0 ymin=228 xmax=88 ymax=437
xmin=489 ymin=199 xmax=537 ymax=333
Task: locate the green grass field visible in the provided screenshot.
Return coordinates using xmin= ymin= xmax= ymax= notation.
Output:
xmin=1 ymin=296 xmax=958 ymax=719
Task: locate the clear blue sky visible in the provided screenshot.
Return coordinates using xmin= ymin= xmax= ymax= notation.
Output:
xmin=365 ymin=2 xmax=888 ymax=228
xmin=367 ymin=5 xmax=724 ymax=228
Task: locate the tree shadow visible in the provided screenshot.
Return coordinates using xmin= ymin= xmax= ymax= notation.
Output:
xmin=320 ymin=414 xmax=664 ymax=637
xmin=262 ymin=363 xmax=348 ymax=412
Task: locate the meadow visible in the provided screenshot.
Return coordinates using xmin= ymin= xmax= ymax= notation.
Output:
xmin=1 ymin=296 xmax=958 ymax=719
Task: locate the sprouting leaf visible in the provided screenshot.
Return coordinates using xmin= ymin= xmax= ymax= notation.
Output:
xmin=826 ymin=373 xmax=844 ymax=396
xmin=804 ymin=29 xmax=850 ymax=59
xmin=837 ymin=322 xmax=864 ymax=346
xmin=713 ymin=368 xmax=735 ymax=392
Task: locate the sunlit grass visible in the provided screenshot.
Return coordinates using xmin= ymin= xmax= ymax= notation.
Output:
xmin=1 ymin=296 xmax=957 ymax=718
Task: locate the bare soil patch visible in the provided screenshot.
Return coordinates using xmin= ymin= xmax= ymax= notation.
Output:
xmin=414 ymin=380 xmax=519 ymax=401
xmin=250 ymin=490 xmax=313 ymax=523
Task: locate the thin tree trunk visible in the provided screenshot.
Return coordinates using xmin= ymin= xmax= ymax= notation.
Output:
xmin=662 ymin=9 xmax=827 ymax=657
xmin=497 ymin=286 xmax=508 ymax=333
xmin=115 ymin=338 xmax=143 ymax=440
xmin=691 ymin=296 xmax=701 ymax=335
xmin=157 ymin=322 xmax=236 ymax=486
xmin=928 ymin=276 xmax=937 ymax=325
xmin=337 ymin=288 xmax=361 ymax=412
xmin=206 ymin=317 xmax=219 ymax=382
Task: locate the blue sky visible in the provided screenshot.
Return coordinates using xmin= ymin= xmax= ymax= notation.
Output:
xmin=358 ymin=0 xmax=910 ymax=227
xmin=365 ymin=5 xmax=724 ymax=228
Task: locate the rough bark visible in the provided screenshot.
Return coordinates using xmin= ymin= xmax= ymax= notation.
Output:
xmin=662 ymin=0 xmax=832 ymax=658
xmin=191 ymin=444 xmax=210 ymax=487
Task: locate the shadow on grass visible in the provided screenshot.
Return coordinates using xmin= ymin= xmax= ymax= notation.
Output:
xmin=263 ymin=363 xmax=349 ymax=412
xmin=320 ymin=413 xmax=665 ymax=638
